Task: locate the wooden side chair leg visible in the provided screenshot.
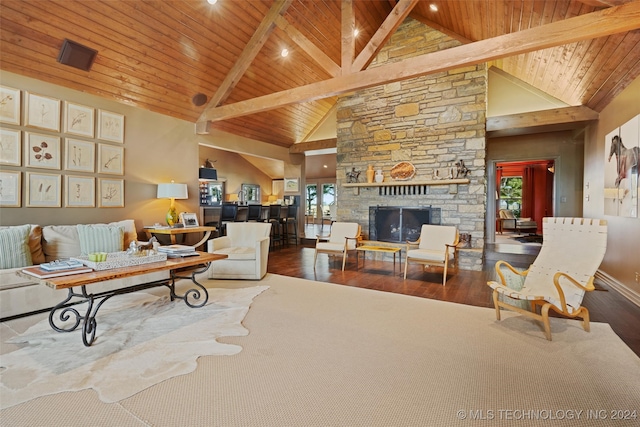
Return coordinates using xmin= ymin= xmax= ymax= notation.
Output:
xmin=580 ymin=308 xmax=591 ymax=332
xmin=313 ymin=250 xmax=318 ymax=271
xmin=442 ymin=258 xmax=449 ymax=286
xmin=404 ymin=259 xmax=409 ymax=279
xmin=493 ymin=289 xmax=501 ymax=320
xmin=342 ymin=251 xmax=347 ymax=270
xmin=541 ymin=303 xmax=552 ymax=341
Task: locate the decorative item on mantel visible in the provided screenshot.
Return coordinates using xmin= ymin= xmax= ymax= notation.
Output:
xmin=346 ymin=167 xmax=361 ymax=183
xmin=366 ymin=165 xmax=375 ymax=183
xmin=375 ymin=169 xmax=384 ymax=183
xmin=390 ymin=162 xmax=415 ymax=180
xmin=455 ymin=159 xmax=470 ymax=178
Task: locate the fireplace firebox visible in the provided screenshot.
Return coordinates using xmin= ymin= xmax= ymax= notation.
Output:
xmin=369 ymin=206 xmax=441 ymax=243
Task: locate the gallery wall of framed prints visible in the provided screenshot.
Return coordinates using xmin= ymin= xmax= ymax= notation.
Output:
xmin=0 ymin=85 xmax=125 ymax=208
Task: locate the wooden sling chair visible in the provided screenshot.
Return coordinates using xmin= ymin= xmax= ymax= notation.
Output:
xmin=487 ymin=217 xmax=608 ymax=341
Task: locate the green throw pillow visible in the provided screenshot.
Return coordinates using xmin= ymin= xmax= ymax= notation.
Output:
xmin=77 ymin=224 xmax=124 ymax=255
xmin=0 ymin=225 xmax=33 ymax=269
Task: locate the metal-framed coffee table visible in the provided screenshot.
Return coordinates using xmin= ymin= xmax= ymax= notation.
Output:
xmin=19 ymin=252 xmax=226 ymax=346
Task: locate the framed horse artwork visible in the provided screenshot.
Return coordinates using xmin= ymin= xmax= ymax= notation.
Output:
xmin=604 ymin=114 xmax=639 ymax=218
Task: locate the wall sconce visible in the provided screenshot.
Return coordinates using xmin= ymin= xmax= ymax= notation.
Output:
xmin=157 ymin=181 xmax=188 ymax=226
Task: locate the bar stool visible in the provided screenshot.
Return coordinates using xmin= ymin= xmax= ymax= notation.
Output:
xmin=247 ymin=204 xmax=262 ymax=221
xmin=268 ymin=205 xmax=285 ymax=248
xmin=219 ymin=203 xmax=238 ymax=236
xmin=283 ymin=205 xmax=298 ymax=246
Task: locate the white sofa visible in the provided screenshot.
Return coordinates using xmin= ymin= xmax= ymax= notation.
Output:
xmin=206 ymin=222 xmax=271 ymax=280
xmin=0 ymin=220 xmax=168 ymax=320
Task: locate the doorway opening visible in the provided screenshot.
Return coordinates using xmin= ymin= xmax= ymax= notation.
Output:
xmin=493 ymin=159 xmax=555 ymax=248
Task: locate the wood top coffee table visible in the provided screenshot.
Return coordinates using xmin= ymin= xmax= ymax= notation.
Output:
xmin=19 ymin=252 xmax=226 ymax=346
xmin=356 ymin=244 xmax=403 ymax=274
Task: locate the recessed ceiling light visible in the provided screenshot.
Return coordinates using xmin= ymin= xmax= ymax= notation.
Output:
xmin=207 ymin=0 xmax=217 ymax=5
xmin=353 ymin=28 xmax=359 ymax=37
xmin=429 ymin=4 xmax=438 ymax=12
xmin=281 ymin=48 xmax=289 ymax=57
xmin=323 ymin=165 xmax=328 ymax=168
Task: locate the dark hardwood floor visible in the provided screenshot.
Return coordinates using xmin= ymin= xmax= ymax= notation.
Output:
xmin=266 ymin=231 xmax=640 ymax=357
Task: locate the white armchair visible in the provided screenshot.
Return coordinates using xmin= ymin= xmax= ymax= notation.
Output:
xmin=207 ymin=222 xmax=272 ymax=280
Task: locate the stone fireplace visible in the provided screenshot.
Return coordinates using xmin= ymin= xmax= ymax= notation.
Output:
xmin=334 ymin=19 xmax=487 ymax=271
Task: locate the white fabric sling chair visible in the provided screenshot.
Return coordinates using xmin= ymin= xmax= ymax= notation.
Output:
xmin=487 ymin=217 xmax=608 ymax=341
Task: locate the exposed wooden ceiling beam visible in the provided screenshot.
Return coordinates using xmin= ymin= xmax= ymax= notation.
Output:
xmin=289 ymin=138 xmax=337 ymax=153
xmin=200 ymin=1 xmax=640 ymax=123
xmin=352 ymin=0 xmax=420 ymax=72
xmin=486 ymin=105 xmax=599 ymax=137
xmin=274 ymin=15 xmax=341 ymax=77
xmin=341 ymin=0 xmax=355 ymax=75
xmin=199 ymin=0 xmax=293 ymax=114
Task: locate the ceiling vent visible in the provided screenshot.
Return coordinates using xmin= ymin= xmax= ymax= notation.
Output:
xmin=57 ymin=39 xmax=98 ymax=71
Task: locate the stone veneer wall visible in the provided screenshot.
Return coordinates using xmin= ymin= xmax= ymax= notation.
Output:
xmin=336 ymin=19 xmax=487 ymax=270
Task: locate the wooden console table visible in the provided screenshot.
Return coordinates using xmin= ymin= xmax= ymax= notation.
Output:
xmin=145 ymin=225 xmax=216 ymax=249
xmin=19 ymin=252 xmax=226 ymax=346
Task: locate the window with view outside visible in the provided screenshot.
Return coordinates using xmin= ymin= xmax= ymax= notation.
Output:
xmin=499 ymin=176 xmax=523 ymax=217
xmin=321 ymin=184 xmax=335 ymax=217
xmin=306 ymin=184 xmax=317 ymax=217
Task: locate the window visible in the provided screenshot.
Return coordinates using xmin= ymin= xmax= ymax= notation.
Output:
xmin=499 ymin=176 xmax=522 ymax=217
xmin=306 ymin=184 xmax=317 ymax=217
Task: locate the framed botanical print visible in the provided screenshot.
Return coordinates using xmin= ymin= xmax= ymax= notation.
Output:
xmin=98 ymin=178 xmax=124 ymax=207
xmin=26 ymin=172 xmax=61 ymax=207
xmin=97 ymin=109 xmax=124 ymax=143
xmin=98 ymin=143 xmax=124 ymax=175
xmin=25 ymin=92 xmax=61 ymax=132
xmin=65 ymin=101 xmax=95 ymax=138
xmin=0 ymin=128 xmax=21 ymax=166
xmin=0 ymin=170 xmax=21 ymax=207
xmin=65 ymin=175 xmax=95 ymax=207
xmin=65 ymin=138 xmax=95 ymax=172
xmin=25 ymin=132 xmax=61 ymax=169
xmin=0 ymin=86 xmax=21 ymax=125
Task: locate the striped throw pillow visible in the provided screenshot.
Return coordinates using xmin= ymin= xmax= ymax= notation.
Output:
xmin=0 ymin=225 xmax=33 ymax=269
xmin=77 ymin=224 xmax=124 ymax=255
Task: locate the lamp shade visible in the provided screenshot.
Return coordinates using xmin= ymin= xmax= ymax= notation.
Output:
xmin=157 ymin=183 xmax=188 ymax=199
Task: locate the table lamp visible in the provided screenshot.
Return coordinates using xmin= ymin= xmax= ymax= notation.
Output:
xmin=157 ymin=181 xmax=188 ymax=226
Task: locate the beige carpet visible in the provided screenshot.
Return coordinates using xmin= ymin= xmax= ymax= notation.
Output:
xmin=1 ymin=273 xmax=639 ymax=427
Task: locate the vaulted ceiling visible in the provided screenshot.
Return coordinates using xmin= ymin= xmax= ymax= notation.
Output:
xmin=1 ymin=0 xmax=639 ymax=149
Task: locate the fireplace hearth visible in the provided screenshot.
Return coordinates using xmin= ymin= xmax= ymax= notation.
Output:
xmin=369 ymin=206 xmax=441 ymax=243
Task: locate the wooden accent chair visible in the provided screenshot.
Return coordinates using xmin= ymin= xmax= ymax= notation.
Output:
xmin=404 ymin=224 xmax=459 ymax=285
xmin=487 ymin=217 xmax=608 ymax=341
xmin=314 ymin=222 xmax=361 ymax=271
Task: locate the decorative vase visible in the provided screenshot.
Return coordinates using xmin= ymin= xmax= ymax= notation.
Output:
xmin=366 ymin=165 xmax=375 ymax=183
xmin=375 ymin=169 xmax=384 ymax=183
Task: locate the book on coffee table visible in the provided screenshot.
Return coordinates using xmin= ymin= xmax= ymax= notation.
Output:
xmin=157 ymin=245 xmax=197 ymax=254
xmin=22 ymin=265 xmax=93 ymax=279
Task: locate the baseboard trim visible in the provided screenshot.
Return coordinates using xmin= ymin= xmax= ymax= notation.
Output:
xmin=595 ymin=270 xmax=640 ymax=308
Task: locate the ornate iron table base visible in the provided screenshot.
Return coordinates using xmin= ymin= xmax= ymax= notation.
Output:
xmin=48 ymin=263 xmax=211 ymax=346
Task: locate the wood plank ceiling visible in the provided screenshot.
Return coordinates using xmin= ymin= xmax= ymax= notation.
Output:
xmin=1 ymin=0 xmax=639 ymax=149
